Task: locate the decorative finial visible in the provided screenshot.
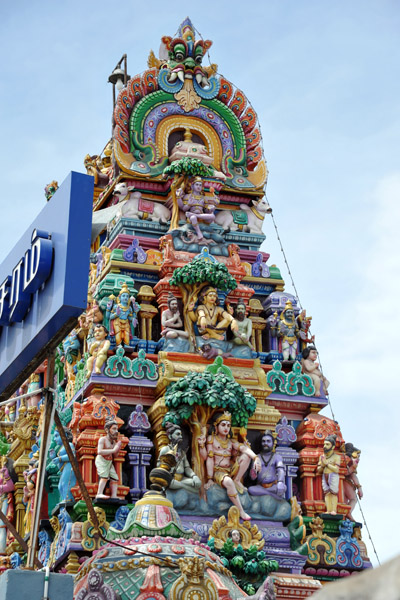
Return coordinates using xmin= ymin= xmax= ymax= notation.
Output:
xmin=183 ymin=127 xmax=193 ymax=142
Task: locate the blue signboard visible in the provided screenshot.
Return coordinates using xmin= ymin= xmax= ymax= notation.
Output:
xmin=0 ymin=171 xmax=94 ymax=400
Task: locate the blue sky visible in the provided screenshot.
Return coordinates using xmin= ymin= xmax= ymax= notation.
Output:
xmin=1 ymin=0 xmax=399 ymax=566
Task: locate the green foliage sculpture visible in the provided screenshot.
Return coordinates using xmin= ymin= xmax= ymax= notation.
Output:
xmin=163 ymin=357 xmax=257 ymax=497
xmin=169 ymin=257 xmax=237 ymax=348
xmin=208 ymin=536 xmax=279 ymax=594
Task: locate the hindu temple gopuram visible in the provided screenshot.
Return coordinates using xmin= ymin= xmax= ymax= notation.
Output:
xmin=0 ymin=18 xmax=371 ymax=600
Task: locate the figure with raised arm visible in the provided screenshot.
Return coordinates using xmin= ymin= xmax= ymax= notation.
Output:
xmin=95 ymin=417 xmax=122 ymax=500
xmin=110 ymin=283 xmax=139 ymax=346
xmin=198 ymin=411 xmax=261 ymax=521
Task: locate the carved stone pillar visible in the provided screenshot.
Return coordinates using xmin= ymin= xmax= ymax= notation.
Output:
xmin=127 ymin=405 xmax=153 ymax=501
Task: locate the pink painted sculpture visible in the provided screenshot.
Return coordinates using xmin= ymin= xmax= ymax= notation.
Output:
xmin=343 ymin=442 xmax=363 ymax=520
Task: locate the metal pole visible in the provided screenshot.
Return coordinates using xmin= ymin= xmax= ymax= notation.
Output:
xmin=26 ymin=357 xmax=55 ymax=569
xmin=53 ymin=411 xmax=100 ymax=530
xmin=0 ymin=508 xmax=42 ymax=568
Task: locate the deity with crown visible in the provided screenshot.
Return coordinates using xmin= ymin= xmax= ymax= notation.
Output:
xmin=198 ymin=411 xmax=261 ymax=521
xmin=271 ymin=300 xmax=300 ymax=361
xmin=109 ymin=283 xmax=140 ymax=346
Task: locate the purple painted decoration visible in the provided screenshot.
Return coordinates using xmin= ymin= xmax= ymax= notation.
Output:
xmin=127 ymin=405 xmax=153 ymax=500
xmin=251 ymin=253 xmax=270 ymax=277
xmin=128 ymin=404 xmax=151 ymax=435
xmin=276 ymin=416 xmax=297 ymax=446
xmin=122 ymin=238 xmax=147 ymax=263
xmin=75 ymin=568 xmax=119 ymax=600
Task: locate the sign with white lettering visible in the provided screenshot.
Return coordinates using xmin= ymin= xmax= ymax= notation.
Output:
xmin=0 ymin=172 xmax=94 ymax=400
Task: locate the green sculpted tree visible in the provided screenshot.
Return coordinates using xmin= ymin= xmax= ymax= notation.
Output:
xmin=169 ymin=257 xmax=237 ymax=347
xmin=163 ymin=358 xmax=257 ymax=494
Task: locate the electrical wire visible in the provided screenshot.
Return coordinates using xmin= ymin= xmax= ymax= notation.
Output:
xmin=356 ymin=496 xmax=381 ymax=566
xmin=268 ymin=208 xmax=382 ymax=566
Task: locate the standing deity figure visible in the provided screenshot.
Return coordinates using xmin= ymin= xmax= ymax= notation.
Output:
xmin=277 ymin=301 xmax=300 ymax=360
xmin=62 ymin=329 xmax=81 ymax=382
xmin=161 ymin=293 xmax=189 ymax=340
xmin=0 ymin=458 xmax=14 ymax=553
xmin=23 ymin=454 xmax=38 ymax=536
xmin=343 ymin=442 xmax=363 ymax=520
xmin=297 ymin=309 xmax=315 ymax=350
xmin=316 ymin=434 xmax=340 ymax=515
xmin=231 ymin=300 xmax=253 ymax=349
xmin=158 ymin=423 xmax=201 ymax=493
xmin=270 ymin=300 xmax=299 ymax=360
xmin=248 ymin=430 xmax=287 ymax=499
xmin=86 ymin=324 xmax=111 ymax=376
xmin=198 ymin=411 xmax=261 ymax=521
xmin=110 ymin=284 xmax=139 ymax=346
xmin=301 ymin=346 xmax=330 ymax=397
xmin=177 ymin=177 xmax=219 ymax=241
xmin=51 ymin=427 xmax=76 ymax=504
xmin=189 ymin=286 xmax=238 ymax=342
xmin=95 ymin=417 xmax=122 ymax=500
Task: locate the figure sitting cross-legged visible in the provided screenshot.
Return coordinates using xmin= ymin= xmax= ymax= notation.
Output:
xmin=198 ymin=411 xmax=261 ymax=521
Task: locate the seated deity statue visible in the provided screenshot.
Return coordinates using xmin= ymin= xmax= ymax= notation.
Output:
xmin=301 ymin=345 xmax=329 ymax=396
xmin=188 ymin=286 xmax=238 ymax=342
xmin=248 ymin=430 xmax=287 ymax=499
xmin=86 ymin=324 xmax=110 ymax=376
xmin=176 ymin=177 xmax=219 ymax=242
xmin=198 ymin=411 xmax=261 ymax=521
xmin=161 ymin=293 xmax=189 ymax=340
xmin=158 ymin=422 xmax=200 ymax=493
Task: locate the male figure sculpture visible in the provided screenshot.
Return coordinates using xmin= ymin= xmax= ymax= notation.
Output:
xmin=110 ymin=283 xmax=139 ymax=346
xmin=248 ymin=430 xmax=286 ymax=499
xmin=95 ymin=417 xmax=122 ymax=500
xmin=161 ymin=293 xmax=189 ymax=340
xmin=343 ymin=442 xmax=363 ymax=520
xmin=177 ymin=177 xmax=219 ymax=241
xmin=301 ymin=345 xmax=329 ymax=397
xmin=317 ymin=434 xmax=340 ymax=514
xmin=271 ymin=300 xmax=300 ymax=360
xmin=198 ymin=411 xmax=261 ymax=520
xmin=189 ymin=286 xmax=237 ymax=342
xmin=158 ymin=422 xmax=201 ymax=493
xmin=232 ymin=300 xmax=253 ymax=349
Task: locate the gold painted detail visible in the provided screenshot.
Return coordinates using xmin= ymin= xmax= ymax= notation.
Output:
xmin=75 ymin=555 xmax=231 ymax=582
xmin=175 ymin=79 xmax=202 ymax=112
xmin=208 ymin=506 xmax=264 ymax=550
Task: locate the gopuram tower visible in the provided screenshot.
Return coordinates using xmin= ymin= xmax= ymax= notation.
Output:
xmin=0 ymin=18 xmax=370 ymax=600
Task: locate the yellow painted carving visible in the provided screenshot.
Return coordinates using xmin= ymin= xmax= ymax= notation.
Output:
xmin=156 ymin=116 xmax=223 ymax=169
xmin=175 ymin=79 xmax=202 ymax=112
xmin=208 ymin=505 xmax=264 ymax=550
xmin=247 ymin=158 xmax=268 ymax=190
